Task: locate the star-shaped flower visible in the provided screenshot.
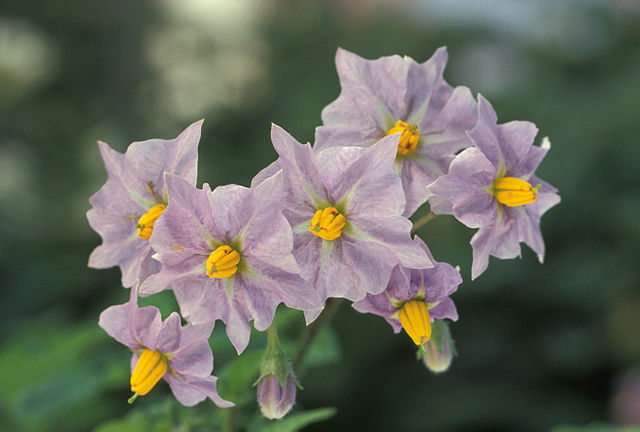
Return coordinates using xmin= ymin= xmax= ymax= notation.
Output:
xmin=425 ymin=95 xmax=561 ymax=279
xmin=314 ymin=47 xmax=478 ymax=217
xmin=139 ymin=172 xmax=321 ymax=354
xmin=353 ymin=237 xmax=461 ymax=345
xmin=256 ymin=125 xmax=432 ymax=321
xmin=99 ymin=283 xmax=233 ymax=407
xmin=87 ymin=120 xmax=202 ymax=287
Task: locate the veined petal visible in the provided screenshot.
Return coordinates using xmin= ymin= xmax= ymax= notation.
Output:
xmin=165 ymin=373 xmax=233 ymax=408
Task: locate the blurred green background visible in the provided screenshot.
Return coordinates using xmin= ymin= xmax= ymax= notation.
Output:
xmin=1 ymin=0 xmax=640 ymax=431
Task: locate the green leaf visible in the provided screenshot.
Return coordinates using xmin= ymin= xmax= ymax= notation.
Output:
xmin=248 ymin=407 xmax=336 ymax=432
xmin=93 ymin=411 xmax=151 ymax=432
xmin=218 ymin=350 xmax=263 ymax=405
xmin=0 ymin=318 xmax=122 ymax=431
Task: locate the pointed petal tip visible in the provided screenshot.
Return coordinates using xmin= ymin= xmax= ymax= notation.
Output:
xmin=183 ymin=119 xmax=205 ymax=131
xmin=96 ymin=139 xmax=116 ymax=156
xmin=476 ymin=93 xmax=490 ymax=107
xmin=335 ymin=46 xmax=355 ymax=59
xmin=304 ymin=307 xmax=324 ymax=324
xmin=433 ymin=45 xmax=449 ymax=58
xmin=541 ymin=136 xmax=551 ymax=150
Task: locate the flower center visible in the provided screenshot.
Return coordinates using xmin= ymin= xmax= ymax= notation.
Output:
xmin=494 ymin=177 xmax=540 ymax=207
xmin=309 ymin=206 xmax=346 ymax=241
xmin=136 ymin=204 xmax=166 ymax=239
xmin=206 ymin=245 xmax=240 ymax=279
xmin=129 ymin=349 xmax=168 ymax=400
xmin=386 ymin=120 xmax=420 ymax=156
xmin=398 ymin=300 xmax=431 ymax=346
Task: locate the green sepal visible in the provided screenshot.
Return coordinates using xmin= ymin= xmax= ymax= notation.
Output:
xmin=416 ymin=319 xmax=457 ymax=361
xmin=253 ymin=323 xmax=302 ymax=390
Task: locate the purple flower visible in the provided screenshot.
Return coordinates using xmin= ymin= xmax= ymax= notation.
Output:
xmin=256 ymin=125 xmax=432 ymax=321
xmin=353 ymin=237 xmax=460 ymax=345
xmin=425 ymin=95 xmax=561 ymax=279
xmin=87 ymin=121 xmax=203 ymax=287
xmin=315 ymin=47 xmax=477 ymax=217
xmin=139 ymin=172 xmax=321 ymax=354
xmin=98 ymin=284 xmax=233 ymax=407
xmin=257 ymin=375 xmax=296 ymax=420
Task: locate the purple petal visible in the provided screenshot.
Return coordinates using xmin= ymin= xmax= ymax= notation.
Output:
xmin=314 ymin=125 xmax=378 ymax=151
xmin=330 ymin=48 xmax=409 ymax=124
xmin=400 ymin=157 xmax=439 ymax=217
xmin=99 ymin=302 xmax=139 ymax=350
xmin=165 ymin=373 xmax=233 ymax=408
xmin=421 ymin=85 xmax=477 ymax=137
xmin=347 ymin=215 xmax=431 ymax=269
xmin=99 ymin=283 xmax=161 ymax=350
xmin=342 ymin=238 xmax=396 ymax=297
xmin=406 ymin=47 xmax=449 ymax=120
xmin=271 ymin=124 xmax=329 ymax=205
xmin=470 ymin=211 xmax=519 ymax=280
xmin=94 ymin=141 xmax=156 ymax=210
xmin=452 ymin=189 xmax=497 ymax=229
xmin=429 ymin=297 xmax=458 ymax=321
xmin=250 ymin=159 xmax=282 ymax=188
xmin=170 ymin=339 xmax=214 ymax=377
xmin=497 ymin=119 xmax=539 ymax=171
xmin=154 ymin=312 xmax=182 ymax=354
xmin=330 ymin=135 xmax=405 ymax=216
xmin=126 ymin=120 xmax=202 ymax=193
xmin=466 ymin=95 xmax=501 ymax=168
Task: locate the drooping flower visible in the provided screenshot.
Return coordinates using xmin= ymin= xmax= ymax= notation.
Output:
xmin=353 ymin=237 xmax=460 ymax=345
xmin=87 ymin=120 xmax=203 ymax=287
xmin=98 ymin=283 xmax=233 ymax=407
xmin=314 ymin=47 xmax=478 ymax=217
xmin=254 ymin=125 xmax=432 ymax=321
xmin=139 ymin=172 xmax=321 ymax=354
xmin=425 ymin=95 xmax=561 ymax=279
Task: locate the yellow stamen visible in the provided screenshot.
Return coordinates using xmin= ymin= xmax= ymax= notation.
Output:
xmin=494 ymin=177 xmax=539 ymax=207
xmin=206 ymin=245 xmax=240 ymax=279
xmin=309 ymin=207 xmax=346 ymax=241
xmin=398 ymin=300 xmax=432 ymax=345
xmin=386 ymin=120 xmax=421 ymax=156
xmin=130 ymin=349 xmax=168 ymax=399
xmin=136 ymin=204 xmax=167 ymax=239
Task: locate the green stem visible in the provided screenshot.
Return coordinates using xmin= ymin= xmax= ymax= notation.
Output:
xmin=221 ymin=407 xmax=234 ymax=432
xmin=292 ymin=298 xmax=342 ymax=369
xmin=266 ymin=321 xmax=280 ymax=353
xmin=411 ymin=211 xmax=436 ymax=233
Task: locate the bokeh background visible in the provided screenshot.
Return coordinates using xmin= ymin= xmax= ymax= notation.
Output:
xmin=1 ymin=0 xmax=640 ymax=431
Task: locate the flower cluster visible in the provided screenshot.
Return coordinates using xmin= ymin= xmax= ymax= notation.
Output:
xmin=88 ymin=47 xmax=559 ymax=416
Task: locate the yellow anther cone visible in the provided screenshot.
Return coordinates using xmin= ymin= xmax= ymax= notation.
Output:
xmin=136 ymin=204 xmax=167 ymax=239
xmin=398 ymin=300 xmax=432 ymax=345
xmin=494 ymin=177 xmax=539 ymax=207
xmin=386 ymin=120 xmax=420 ymax=156
xmin=309 ymin=207 xmax=345 ymax=241
xmin=206 ymin=245 xmax=240 ymax=279
xmin=130 ymin=349 xmax=168 ymax=397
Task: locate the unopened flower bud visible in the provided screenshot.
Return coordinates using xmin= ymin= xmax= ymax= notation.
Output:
xmin=257 ymin=374 xmax=296 ymax=420
xmin=422 ymin=336 xmax=452 ymax=373
xmin=255 ymin=323 xmax=301 ymax=420
xmin=417 ymin=319 xmax=456 ymax=374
